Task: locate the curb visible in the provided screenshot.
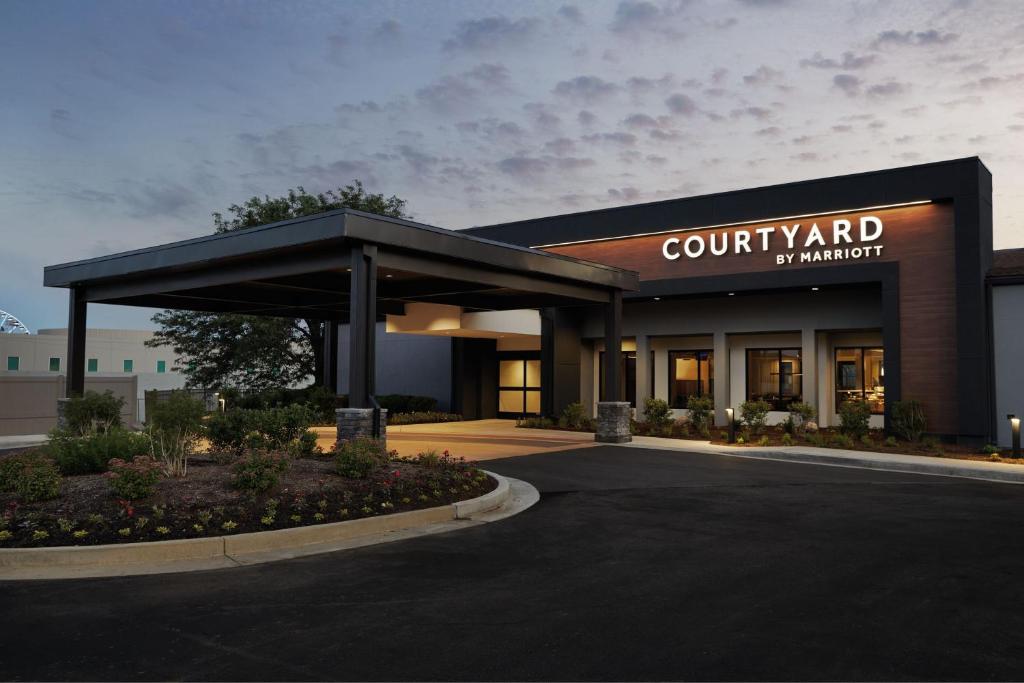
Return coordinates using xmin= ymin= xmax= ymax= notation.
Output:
xmin=0 ymin=469 xmax=513 ymax=578
xmin=622 ymin=437 xmax=1024 ymax=485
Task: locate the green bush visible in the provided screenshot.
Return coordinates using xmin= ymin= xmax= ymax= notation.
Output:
xmin=983 ymin=444 xmax=1000 ymax=455
xmin=376 ymin=394 xmax=438 ymax=414
xmin=740 ymin=400 xmax=771 ymax=435
xmin=558 ymin=402 xmax=590 ymax=430
xmin=208 ymin=405 xmax=316 ymax=454
xmin=333 ymin=437 xmax=389 ymax=479
xmin=781 ymin=433 xmax=794 ymax=446
xmin=642 ymin=397 xmax=672 ymax=428
xmin=885 ymin=435 xmax=898 ymax=447
xmin=686 ymin=395 xmax=714 ymax=437
xmin=838 ymin=400 xmax=871 ymax=438
xmin=206 ymin=410 xmax=255 ymax=454
xmin=788 ymin=402 xmax=817 ymax=433
xmin=149 ymin=391 xmax=206 ymax=439
xmin=46 ymin=428 xmax=152 ymax=475
xmin=61 ymin=390 xmax=124 ymax=435
xmin=261 ymin=404 xmax=316 ymax=447
xmin=0 ymin=452 xmax=62 ymax=502
xmin=832 ymin=433 xmax=854 ymax=449
xmin=286 ymin=430 xmax=321 ymax=457
xmin=388 ymin=412 xmax=463 ymax=426
xmin=890 ymin=400 xmax=927 ymax=442
xmin=105 ymin=456 xmax=163 ymax=500
xmin=232 ymin=451 xmax=290 ymax=493
xmin=516 ymin=416 xmax=555 ymax=429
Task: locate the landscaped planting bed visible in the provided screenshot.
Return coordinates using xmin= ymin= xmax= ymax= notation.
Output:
xmin=0 ymin=390 xmax=493 ymax=549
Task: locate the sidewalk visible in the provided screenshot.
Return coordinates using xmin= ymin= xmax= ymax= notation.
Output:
xmin=0 ymin=434 xmax=48 ymax=451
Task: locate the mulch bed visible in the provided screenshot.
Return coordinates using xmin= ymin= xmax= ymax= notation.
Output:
xmin=0 ymin=452 xmax=496 ymax=549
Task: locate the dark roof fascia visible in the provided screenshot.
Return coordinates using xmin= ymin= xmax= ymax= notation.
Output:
xmin=44 ymin=208 xmax=638 ymax=292
xmin=466 ymin=157 xmax=990 ymax=247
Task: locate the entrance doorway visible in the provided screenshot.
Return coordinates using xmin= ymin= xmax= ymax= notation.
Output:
xmin=498 ymin=352 xmax=541 ymax=418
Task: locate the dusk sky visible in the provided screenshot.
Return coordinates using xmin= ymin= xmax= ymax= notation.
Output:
xmin=2 ymin=0 xmax=1022 ymax=331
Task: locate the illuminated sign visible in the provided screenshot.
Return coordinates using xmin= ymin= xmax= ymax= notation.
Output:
xmin=661 ymin=216 xmax=884 ymax=266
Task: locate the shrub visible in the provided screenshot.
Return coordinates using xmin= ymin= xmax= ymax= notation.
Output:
xmin=781 ymin=433 xmax=794 ymax=446
xmin=232 ymin=451 xmax=290 ymax=493
xmin=376 ymin=394 xmax=438 ymax=414
xmin=61 ymin=390 xmax=124 ymax=435
xmin=983 ymin=444 xmax=1000 ymax=455
xmin=740 ymin=400 xmax=771 ymax=435
xmin=642 ymin=397 xmax=672 ymax=428
xmin=832 ymin=433 xmax=853 ymax=449
xmin=516 ymin=416 xmax=555 ymax=429
xmin=757 ymin=436 xmax=770 ymax=447
xmin=922 ymin=436 xmax=943 ymax=454
xmin=861 ymin=434 xmax=874 ymax=447
xmin=1 ymin=453 xmax=62 ymax=502
xmin=885 ymin=436 xmax=898 ymax=447
xmin=106 ymin=456 xmax=163 ymax=500
xmin=686 ymin=395 xmax=715 ymax=437
xmin=388 ymin=412 xmax=463 ymax=426
xmin=206 ymin=409 xmax=255 ymax=454
xmin=208 ymin=405 xmax=316 ymax=454
xmin=46 ymin=428 xmax=152 ymax=475
xmin=334 ymin=437 xmax=389 ymax=479
xmin=558 ymin=402 xmax=590 ymax=430
xmin=788 ymin=402 xmax=817 ymax=434
xmin=838 ymin=400 xmax=871 ymax=439
xmin=287 ymin=430 xmax=321 ymax=457
xmin=148 ymin=391 xmax=207 ymax=476
xmin=262 ymin=404 xmax=317 ymax=447
xmin=891 ymin=400 xmax=928 ymax=442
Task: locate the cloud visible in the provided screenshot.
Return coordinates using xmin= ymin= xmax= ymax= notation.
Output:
xmin=523 ymin=102 xmax=561 ymax=128
xmin=755 ymin=126 xmax=782 ymax=136
xmin=582 ymin=131 xmax=638 ymax=146
xmin=373 ymin=19 xmax=401 ymax=40
xmin=623 ymin=113 xmax=659 ymax=128
xmin=626 ymin=74 xmax=675 ymax=95
xmin=832 ymin=124 xmax=853 ymax=133
xmin=443 ymin=15 xmax=541 ymax=52
xmin=866 ymin=81 xmax=911 ymax=98
xmin=544 ymin=137 xmax=577 ymax=155
xmin=962 ymin=73 xmax=1024 ymax=90
xmin=800 ymin=51 xmax=877 ymax=70
xmin=578 ymin=110 xmax=597 ymax=126
xmin=832 ymin=74 xmax=862 ymax=96
xmin=607 ymin=186 xmax=640 ymax=201
xmin=646 ymin=154 xmax=668 ymax=165
xmin=742 ymin=65 xmax=783 ymax=85
xmin=730 ymin=106 xmax=773 ymax=120
xmin=711 ymin=67 xmax=729 ymax=84
xmin=664 ymin=93 xmax=698 ymax=115
xmin=496 ymin=154 xmax=595 ymax=177
xmin=121 ymin=180 xmax=201 ymax=219
xmin=557 ymin=4 xmax=584 ymax=23
xmin=609 ymin=1 xmax=686 ymax=37
xmin=415 ymin=63 xmax=512 ymax=113
xmin=553 ymin=75 xmax=619 ymax=102
xmin=49 ymin=108 xmax=81 ymax=139
xmin=871 ymin=29 xmax=959 ymax=49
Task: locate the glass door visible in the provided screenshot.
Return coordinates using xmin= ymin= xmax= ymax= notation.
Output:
xmin=498 ymin=354 xmax=541 ymax=418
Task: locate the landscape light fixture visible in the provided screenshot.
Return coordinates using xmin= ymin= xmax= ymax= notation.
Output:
xmin=1009 ymin=414 xmax=1021 ymax=458
xmin=726 ymin=407 xmax=736 ymax=443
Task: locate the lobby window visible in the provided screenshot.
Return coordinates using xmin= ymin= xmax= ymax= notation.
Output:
xmin=123 ymin=359 xmax=133 ymax=373
xmin=498 ymin=356 xmax=541 ymax=416
xmin=599 ymin=351 xmax=637 ymax=407
xmin=746 ymin=348 xmax=802 ymax=410
xmin=156 ymin=360 xmax=166 ymax=374
xmin=668 ymin=350 xmax=713 ymax=408
xmin=87 ymin=358 xmax=98 ymax=373
xmin=835 ymin=347 xmax=884 ymax=415
xmin=6 ymin=356 xmax=19 ymax=371
xmin=48 ymin=357 xmax=61 ymax=372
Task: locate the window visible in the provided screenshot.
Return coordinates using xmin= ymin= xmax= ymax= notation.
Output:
xmin=123 ymin=359 xmax=133 ymax=373
xmin=668 ymin=350 xmax=713 ymax=408
xmin=835 ymin=347 xmax=884 ymax=415
xmin=599 ymin=351 xmax=637 ymax=407
xmin=6 ymin=356 xmax=19 ymax=371
xmin=498 ymin=356 xmax=541 ymax=416
xmin=48 ymin=357 xmax=61 ymax=372
xmin=87 ymin=358 xmax=98 ymax=373
xmin=156 ymin=360 xmax=166 ymax=374
xmin=746 ymin=348 xmax=802 ymax=410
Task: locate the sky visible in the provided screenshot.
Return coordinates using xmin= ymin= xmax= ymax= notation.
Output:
xmin=1 ymin=0 xmax=1022 ymax=331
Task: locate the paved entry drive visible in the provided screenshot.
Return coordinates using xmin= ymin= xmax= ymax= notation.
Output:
xmin=4 ymin=446 xmax=1024 ymax=681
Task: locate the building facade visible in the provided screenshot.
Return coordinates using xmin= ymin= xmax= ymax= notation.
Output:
xmin=345 ymin=158 xmax=1020 ymax=444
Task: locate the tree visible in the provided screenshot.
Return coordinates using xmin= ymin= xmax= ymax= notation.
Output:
xmin=147 ymin=182 xmax=408 ymax=391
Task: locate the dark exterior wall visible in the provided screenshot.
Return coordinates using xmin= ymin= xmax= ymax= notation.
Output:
xmin=451 ymin=338 xmax=498 ymax=419
xmin=337 ymin=323 xmax=453 ymax=412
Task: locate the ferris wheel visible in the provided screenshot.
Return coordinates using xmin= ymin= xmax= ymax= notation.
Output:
xmin=0 ymin=309 xmax=29 ymax=334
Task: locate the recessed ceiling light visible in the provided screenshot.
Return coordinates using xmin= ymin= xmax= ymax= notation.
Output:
xmin=386 ymin=274 xmax=393 ymax=278
xmin=811 ymin=286 xmax=820 ymax=291
xmin=653 ymin=297 xmax=661 ymax=301
xmin=728 ymin=292 xmax=735 ymax=296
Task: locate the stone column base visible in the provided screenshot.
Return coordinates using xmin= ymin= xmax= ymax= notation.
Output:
xmin=56 ymin=398 xmax=72 ymax=431
xmin=596 ymin=401 xmax=632 ymax=443
xmin=336 ymin=408 xmax=388 ymax=446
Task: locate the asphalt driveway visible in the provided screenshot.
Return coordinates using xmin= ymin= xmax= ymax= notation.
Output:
xmin=3 ymin=446 xmax=1024 ymax=681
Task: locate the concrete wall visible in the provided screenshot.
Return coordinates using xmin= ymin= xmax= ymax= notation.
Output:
xmin=337 ymin=323 xmax=453 ymax=412
xmin=993 ymin=284 xmax=1024 ymax=446
xmin=1 ymin=328 xmax=182 ymax=375
xmin=0 ymin=374 xmax=137 ymax=436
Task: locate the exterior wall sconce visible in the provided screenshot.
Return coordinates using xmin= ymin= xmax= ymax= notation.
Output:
xmin=726 ymin=407 xmax=736 ymax=443
xmin=1009 ymin=414 xmax=1021 ymax=458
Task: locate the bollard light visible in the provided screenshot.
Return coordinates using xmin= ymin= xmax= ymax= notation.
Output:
xmin=726 ymin=407 xmax=736 ymax=444
xmin=1009 ymin=414 xmax=1021 ymax=459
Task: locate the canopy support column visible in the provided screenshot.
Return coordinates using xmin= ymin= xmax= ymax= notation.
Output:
xmin=596 ymin=290 xmax=630 ymax=443
xmin=66 ymin=287 xmax=87 ymax=398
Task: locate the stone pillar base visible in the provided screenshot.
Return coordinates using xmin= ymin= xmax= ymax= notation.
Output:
xmin=336 ymin=408 xmax=388 ymax=445
xmin=596 ymin=401 xmax=632 ymax=443
xmin=56 ymin=398 xmax=73 ymax=431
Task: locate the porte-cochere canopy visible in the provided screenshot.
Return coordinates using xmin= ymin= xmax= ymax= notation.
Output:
xmin=44 ymin=209 xmax=639 ymax=409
